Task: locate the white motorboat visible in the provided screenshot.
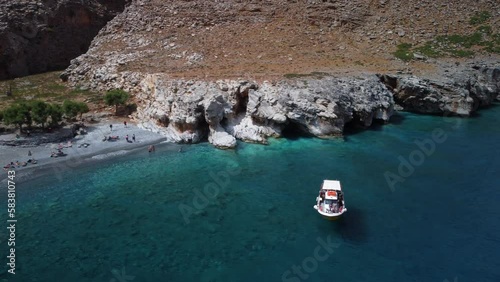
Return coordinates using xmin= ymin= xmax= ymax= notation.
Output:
xmin=313 ymin=180 xmax=347 ymax=220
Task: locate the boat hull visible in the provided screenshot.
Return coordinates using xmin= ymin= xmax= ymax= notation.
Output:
xmin=314 ymin=205 xmax=346 ymax=220
xmin=322 ymin=215 xmax=341 ymax=221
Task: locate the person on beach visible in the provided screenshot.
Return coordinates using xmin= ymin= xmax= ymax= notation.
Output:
xmin=28 ymin=150 xmax=32 ymax=157
xmin=132 ymin=134 xmax=136 ymax=142
xmin=110 ymin=124 xmax=113 ymax=132
xmin=125 ymin=135 xmax=129 ymax=142
xmin=124 ymin=121 xmax=127 ymax=128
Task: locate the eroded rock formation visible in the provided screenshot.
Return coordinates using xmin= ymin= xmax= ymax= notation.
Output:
xmin=135 ymin=75 xmax=394 ymax=148
xmin=0 ymin=0 xmax=128 ymax=79
xmin=379 ymin=66 xmax=500 ymax=116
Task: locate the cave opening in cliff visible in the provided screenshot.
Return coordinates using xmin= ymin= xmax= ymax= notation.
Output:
xmin=196 ymin=104 xmax=210 ymax=142
xmin=281 ymin=120 xmax=313 ymax=140
xmin=234 ymin=87 xmax=249 ymax=115
xmin=197 ymin=116 xmax=210 ymax=142
xmin=344 ymin=115 xmax=385 ymax=135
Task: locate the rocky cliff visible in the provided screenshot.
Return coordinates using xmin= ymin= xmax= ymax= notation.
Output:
xmin=380 ymin=64 xmax=500 ymax=115
xmin=0 ymin=0 xmax=128 ymax=79
xmin=135 ymin=74 xmax=394 ymax=148
xmin=59 ymin=0 xmax=499 ymax=148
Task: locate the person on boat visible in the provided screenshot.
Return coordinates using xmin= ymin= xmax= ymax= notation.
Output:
xmin=337 ymin=192 xmax=343 ymax=212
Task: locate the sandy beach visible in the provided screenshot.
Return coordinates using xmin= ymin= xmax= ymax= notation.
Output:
xmin=0 ymin=119 xmax=166 ymax=182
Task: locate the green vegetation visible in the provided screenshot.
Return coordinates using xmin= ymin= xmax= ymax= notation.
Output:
xmin=1 ymin=100 xmax=85 ymax=131
xmin=48 ymin=104 xmax=63 ymax=127
xmin=2 ymin=103 xmax=32 ymax=131
xmin=477 ymin=25 xmax=492 ymax=35
xmin=394 ymin=11 xmax=498 ymax=61
xmin=62 ymin=100 xmax=89 ymax=120
xmin=31 ymin=100 xmax=50 ymax=129
xmin=393 ymin=43 xmax=413 ymax=61
xmin=414 ymin=42 xmax=442 ymax=58
xmin=104 ymin=89 xmax=130 ymax=115
xmin=469 ymin=11 xmax=491 ymax=25
xmin=0 ymin=71 xmax=101 ymax=110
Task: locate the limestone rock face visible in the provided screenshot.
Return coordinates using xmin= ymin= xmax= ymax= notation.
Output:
xmin=0 ymin=0 xmax=127 ymax=79
xmin=134 ymin=74 xmax=394 ymax=148
xmin=469 ymin=67 xmax=500 ymax=106
xmin=379 ymin=66 xmax=499 ymax=116
xmin=391 ymin=76 xmax=475 ymax=115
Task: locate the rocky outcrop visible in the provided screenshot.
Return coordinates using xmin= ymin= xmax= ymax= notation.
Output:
xmin=379 ymin=66 xmax=500 ymax=116
xmin=135 ymin=74 xmax=394 ymax=148
xmin=0 ymin=0 xmax=127 ymax=80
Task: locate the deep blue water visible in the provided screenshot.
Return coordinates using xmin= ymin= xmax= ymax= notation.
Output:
xmin=1 ymin=105 xmax=500 ymax=282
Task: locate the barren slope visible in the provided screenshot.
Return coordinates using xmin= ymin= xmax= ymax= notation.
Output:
xmin=64 ymin=0 xmax=499 ymax=84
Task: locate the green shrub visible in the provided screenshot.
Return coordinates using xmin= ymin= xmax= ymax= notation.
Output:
xmin=449 ymin=49 xmax=475 ymax=58
xmin=30 ymin=100 xmax=50 ymax=128
xmin=48 ymin=104 xmax=63 ymax=127
xmin=63 ymin=100 xmax=89 ymax=120
xmin=414 ymin=43 xmax=442 ymax=58
xmin=393 ymin=43 xmax=413 ymax=61
xmin=469 ymin=11 xmax=491 ymax=25
xmin=3 ymin=103 xmax=31 ymax=131
xmin=477 ymin=25 xmax=492 ymax=35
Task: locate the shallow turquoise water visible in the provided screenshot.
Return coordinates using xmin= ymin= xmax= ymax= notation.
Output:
xmin=2 ymin=105 xmax=500 ymax=281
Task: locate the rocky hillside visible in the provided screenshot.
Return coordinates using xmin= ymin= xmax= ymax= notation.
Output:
xmin=63 ymin=0 xmax=498 ymax=83
xmin=0 ymin=0 xmax=128 ymax=80
xmin=59 ymin=0 xmax=499 ymax=148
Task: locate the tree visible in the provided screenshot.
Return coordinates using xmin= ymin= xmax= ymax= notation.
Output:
xmin=19 ymin=102 xmax=32 ymax=129
xmin=63 ymin=100 xmax=89 ymax=120
xmin=104 ymin=89 xmax=129 ymax=115
xmin=30 ymin=100 xmax=50 ymax=129
xmin=76 ymin=102 xmax=89 ymax=119
xmin=3 ymin=103 xmax=30 ymax=132
xmin=63 ymin=100 xmax=79 ymax=120
xmin=47 ymin=103 xmax=63 ymax=127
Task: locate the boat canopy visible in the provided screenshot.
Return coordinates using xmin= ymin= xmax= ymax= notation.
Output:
xmin=322 ymin=180 xmax=342 ymax=191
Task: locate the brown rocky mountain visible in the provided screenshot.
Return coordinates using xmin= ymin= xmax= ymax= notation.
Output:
xmin=63 ymin=0 xmax=498 ymax=81
xmin=0 ymin=0 xmax=127 ymax=79
xmin=58 ymin=0 xmax=499 ymax=148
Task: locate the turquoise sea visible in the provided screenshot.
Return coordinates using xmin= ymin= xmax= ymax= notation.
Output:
xmin=2 ymin=105 xmax=500 ymax=282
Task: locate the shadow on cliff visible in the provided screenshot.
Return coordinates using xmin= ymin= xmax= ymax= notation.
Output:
xmin=469 ymin=102 xmax=499 ymax=118
xmin=343 ymin=112 xmax=406 ymax=137
xmin=281 ymin=121 xmax=314 ymax=140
